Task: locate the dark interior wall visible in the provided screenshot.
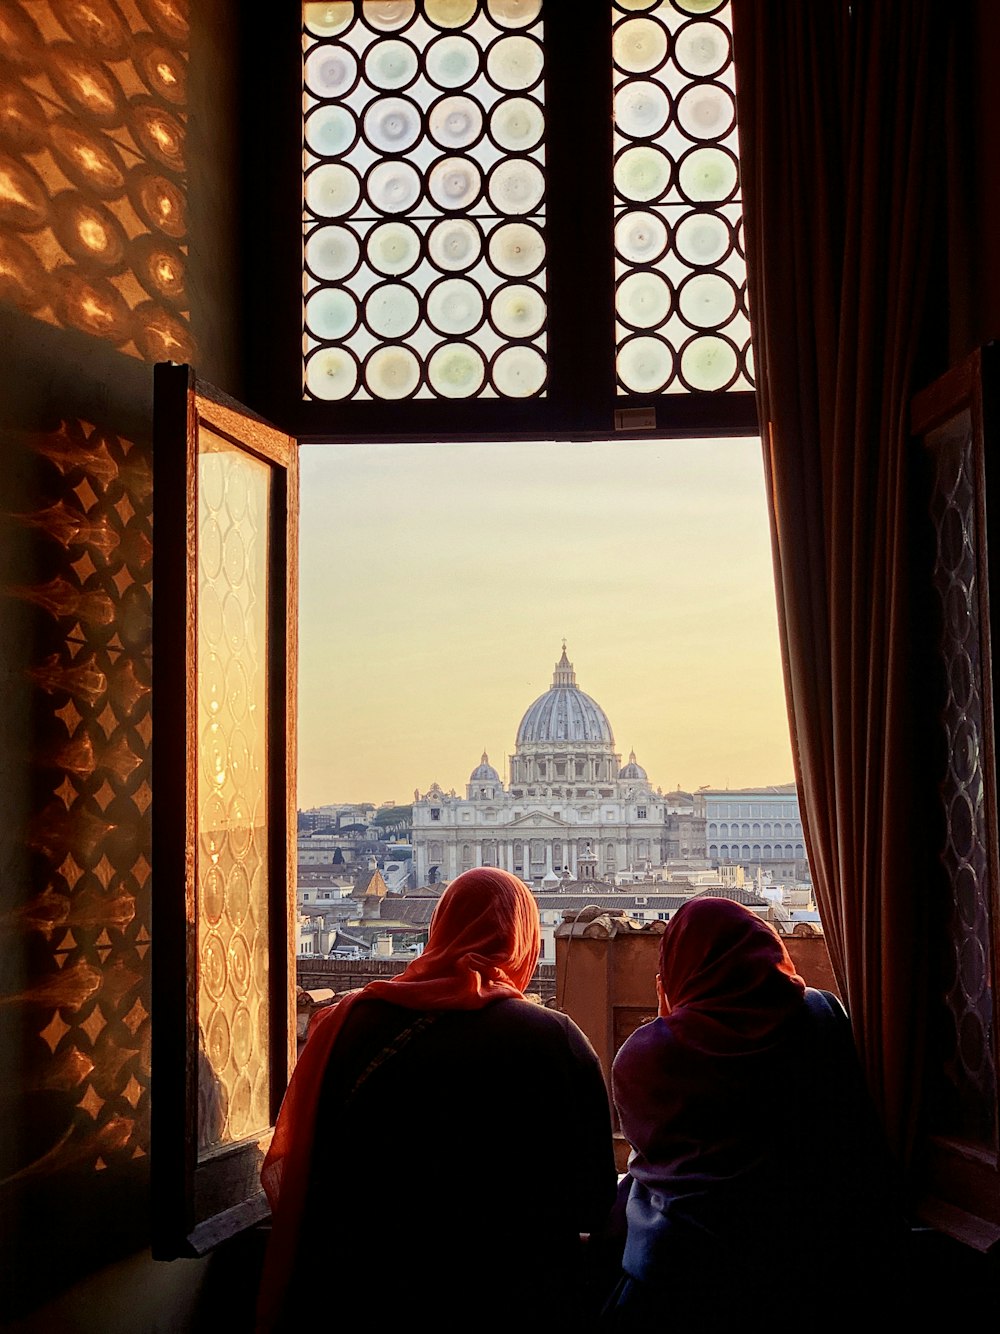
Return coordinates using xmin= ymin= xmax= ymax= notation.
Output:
xmin=0 ymin=0 xmax=244 ymax=1323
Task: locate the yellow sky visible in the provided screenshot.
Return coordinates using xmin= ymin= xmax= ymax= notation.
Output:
xmin=296 ymin=436 xmax=795 ymax=808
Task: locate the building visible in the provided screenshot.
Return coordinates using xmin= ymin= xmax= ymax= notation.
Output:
xmin=696 ymin=784 xmax=810 ymax=877
xmin=412 ymin=646 xmax=703 ymax=886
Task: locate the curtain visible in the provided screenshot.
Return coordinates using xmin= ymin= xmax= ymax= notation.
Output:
xmin=731 ymin=1 xmax=954 ymax=1165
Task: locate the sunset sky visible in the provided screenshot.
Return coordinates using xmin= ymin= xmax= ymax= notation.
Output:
xmin=296 ymin=435 xmax=795 ymax=809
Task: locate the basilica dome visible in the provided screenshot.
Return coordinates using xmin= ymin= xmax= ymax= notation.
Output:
xmin=470 ymin=752 xmax=501 ymax=784
xmin=619 ymin=750 xmax=647 ymax=780
xmin=515 ymin=646 xmax=615 ymax=747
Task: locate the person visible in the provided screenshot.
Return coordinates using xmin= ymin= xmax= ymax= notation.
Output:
xmin=256 ymin=866 xmax=618 ymax=1332
xmin=605 ymin=897 xmax=909 ymax=1330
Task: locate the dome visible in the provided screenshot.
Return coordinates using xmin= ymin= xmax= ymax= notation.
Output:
xmin=619 ymin=749 xmax=647 ymax=780
xmin=515 ymin=646 xmax=615 ymax=747
xmin=470 ymin=751 xmax=501 ymax=783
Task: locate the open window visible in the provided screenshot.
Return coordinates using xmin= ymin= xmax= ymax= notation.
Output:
xmin=151 ymin=364 xmax=298 ymax=1256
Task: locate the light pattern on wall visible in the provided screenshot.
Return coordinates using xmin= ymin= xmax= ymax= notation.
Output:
xmin=302 ymin=0 xmax=547 ymax=401
xmin=196 ymin=429 xmax=271 ymax=1152
xmin=928 ymin=413 xmax=997 ymax=1146
xmin=612 ymin=0 xmax=751 ymax=395
xmin=3 ymin=420 xmax=152 ymax=1184
xmin=0 ymin=0 xmax=193 ymax=361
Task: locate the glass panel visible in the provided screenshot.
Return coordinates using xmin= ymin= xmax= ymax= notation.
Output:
xmin=612 ymin=0 xmax=752 ymax=395
xmin=196 ymin=427 xmax=272 ymax=1154
xmin=302 ymin=0 xmax=547 ymax=401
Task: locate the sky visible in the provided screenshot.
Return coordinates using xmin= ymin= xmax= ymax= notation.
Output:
xmin=296 ymin=435 xmax=795 ymax=808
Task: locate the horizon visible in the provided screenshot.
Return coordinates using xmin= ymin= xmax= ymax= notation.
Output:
xmin=296 ymin=436 xmax=795 ymax=809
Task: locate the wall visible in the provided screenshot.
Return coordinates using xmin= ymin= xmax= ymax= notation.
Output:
xmin=0 ymin=1 xmax=243 ymax=1323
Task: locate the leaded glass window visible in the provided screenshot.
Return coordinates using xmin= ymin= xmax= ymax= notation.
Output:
xmin=291 ymin=0 xmax=755 ymax=435
xmin=303 ymin=0 xmax=547 ymax=401
xmin=612 ymin=0 xmax=751 ymax=394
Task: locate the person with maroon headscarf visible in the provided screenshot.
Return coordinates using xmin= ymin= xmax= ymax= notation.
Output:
xmin=605 ymin=898 xmax=907 ymax=1329
xmin=257 ymin=866 xmax=617 ymax=1332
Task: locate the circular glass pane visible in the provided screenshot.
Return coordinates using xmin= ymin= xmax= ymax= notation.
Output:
xmin=425 ymin=34 xmax=479 ymax=89
xmin=364 ymin=38 xmax=419 ymax=90
xmin=364 ymin=281 xmax=421 ymax=338
xmin=492 ymin=344 xmax=545 ymax=396
xmin=486 ymin=35 xmax=544 ymax=91
xmin=675 ymin=81 xmax=735 ymax=141
xmin=488 ymin=221 xmax=545 ymax=276
xmin=304 ymin=103 xmax=357 ymax=157
xmin=614 ymin=209 xmax=668 ymax=263
xmin=673 ymin=209 xmax=731 ymax=265
xmin=677 ymin=145 xmax=738 ymax=202
xmin=363 ymin=95 xmax=421 ymax=152
xmin=428 ymin=342 xmax=485 ymax=397
xmin=366 ymin=159 xmax=422 ymax=212
xmin=365 ymin=344 xmax=421 ymax=398
xmin=487 ymin=0 xmax=541 ymax=28
xmin=202 ymin=865 xmax=224 ymax=925
xmin=426 ymin=0 xmax=476 ymax=27
xmin=614 ymin=145 xmax=671 ymax=202
xmin=306 ymin=225 xmax=360 ymax=280
xmin=618 ymin=334 xmax=673 ymax=392
xmin=366 ymin=219 xmax=421 ymax=275
xmin=679 ymin=333 xmax=738 ymax=389
xmin=304 ymin=3 xmax=353 ymax=37
xmin=305 ymin=285 xmax=358 ymax=339
xmin=488 ymin=157 xmax=544 ymax=214
xmin=614 ymin=79 xmax=670 ymax=139
xmin=427 ymin=217 xmax=482 ymax=271
xmin=612 ymin=17 xmax=668 ymax=73
xmin=304 ymin=43 xmax=358 ymax=98
xmin=673 ymin=20 xmax=730 ymax=78
xmin=306 ymin=346 xmax=359 ymax=399
xmin=305 ymin=162 xmax=361 ymax=218
xmin=489 ymin=281 xmax=545 ymax=337
xmin=616 ymin=270 xmax=671 ymax=329
xmin=428 ymin=95 xmax=483 ymax=149
xmin=428 ymin=155 xmax=482 ymax=210
xmin=489 ymin=95 xmax=544 ymax=152
xmin=677 ymin=271 xmax=738 ymax=329
xmin=363 ymin=1 xmax=416 ymax=31
xmin=427 ymin=276 xmax=485 ymax=334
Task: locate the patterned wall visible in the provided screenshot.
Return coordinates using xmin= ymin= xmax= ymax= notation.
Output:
xmin=3 ymin=419 xmax=153 ymax=1188
xmin=0 ymin=0 xmax=193 ymax=361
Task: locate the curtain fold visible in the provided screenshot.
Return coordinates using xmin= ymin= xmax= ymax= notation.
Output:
xmin=731 ymin=0 xmax=951 ymax=1166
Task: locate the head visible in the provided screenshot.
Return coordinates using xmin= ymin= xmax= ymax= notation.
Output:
xmin=658 ymin=897 xmax=804 ymax=1019
xmin=425 ymin=867 xmax=540 ymax=995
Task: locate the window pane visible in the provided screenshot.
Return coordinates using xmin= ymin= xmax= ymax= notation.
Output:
xmin=196 ymin=428 xmax=272 ymax=1153
xmin=302 ymin=0 xmax=547 ymax=401
xmin=612 ymin=0 xmax=752 ymax=394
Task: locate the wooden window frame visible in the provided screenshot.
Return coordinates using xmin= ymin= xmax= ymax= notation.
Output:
xmin=151 ymin=364 xmax=299 ymax=1258
xmin=239 ymin=1 xmax=758 ymax=444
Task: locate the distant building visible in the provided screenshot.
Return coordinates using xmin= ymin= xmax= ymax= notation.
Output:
xmin=413 ymin=646 xmax=705 ymax=886
xmin=695 ymin=784 xmax=809 ymax=878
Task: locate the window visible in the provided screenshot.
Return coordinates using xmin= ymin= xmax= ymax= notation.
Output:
xmin=249 ymin=0 xmax=754 ymax=440
xmin=637 ymin=806 xmax=647 ymax=818
xmin=430 ymin=807 xmax=441 ymax=819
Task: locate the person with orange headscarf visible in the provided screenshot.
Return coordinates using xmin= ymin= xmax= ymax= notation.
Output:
xmin=604 ymin=897 xmax=908 ymax=1330
xmin=257 ymin=866 xmax=617 ymax=1332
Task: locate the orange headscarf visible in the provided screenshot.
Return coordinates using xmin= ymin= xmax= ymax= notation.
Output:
xmin=256 ymin=867 xmax=540 ymax=1331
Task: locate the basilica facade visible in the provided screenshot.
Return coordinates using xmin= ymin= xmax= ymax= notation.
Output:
xmin=412 ymin=647 xmax=691 ymax=886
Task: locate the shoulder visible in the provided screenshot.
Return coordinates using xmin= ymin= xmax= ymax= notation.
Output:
xmin=612 ymin=1016 xmax=674 ymax=1084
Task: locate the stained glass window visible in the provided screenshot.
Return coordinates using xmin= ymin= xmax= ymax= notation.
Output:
xmin=302 ymin=0 xmax=547 ymax=401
